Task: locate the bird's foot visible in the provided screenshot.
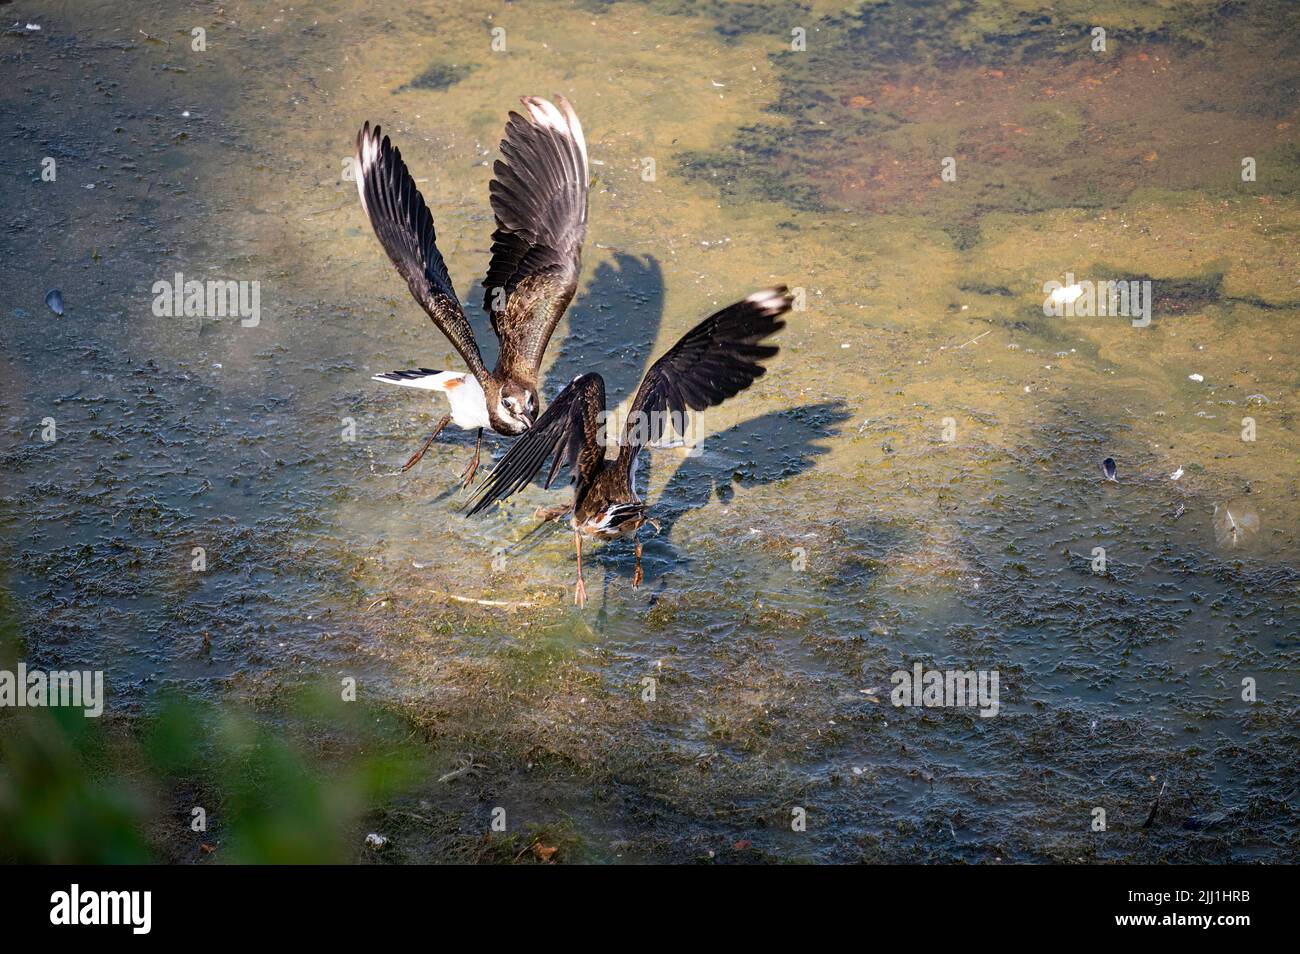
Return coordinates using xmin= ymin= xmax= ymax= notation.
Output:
xmin=574 ymin=575 xmax=587 ymax=608
xmin=401 ymin=441 xmax=432 ymax=473
xmin=459 ymin=452 xmax=481 ymax=489
xmin=401 ymin=415 xmax=451 ymax=473
xmin=535 ymin=504 xmax=573 ymax=523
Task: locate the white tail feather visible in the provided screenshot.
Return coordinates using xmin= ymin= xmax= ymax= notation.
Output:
xmin=372 ymin=369 xmax=492 ymax=430
xmin=371 ymin=369 xmax=464 ymax=391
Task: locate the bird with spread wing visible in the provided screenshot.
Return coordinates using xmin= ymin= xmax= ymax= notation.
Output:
xmin=355 ymin=95 xmax=589 ymax=485
xmin=466 ymin=287 xmax=792 ymax=606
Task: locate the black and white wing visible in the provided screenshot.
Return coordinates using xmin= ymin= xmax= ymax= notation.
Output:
xmin=356 ymin=122 xmax=489 ymax=381
xmin=482 ymin=96 xmax=589 ymax=387
xmin=466 ymin=373 xmax=606 ymax=516
xmin=619 ymin=287 xmax=791 ymax=467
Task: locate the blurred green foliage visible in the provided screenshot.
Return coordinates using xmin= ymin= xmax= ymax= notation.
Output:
xmin=0 ymin=593 xmax=425 ymax=864
xmin=0 ymin=705 xmax=152 ymax=864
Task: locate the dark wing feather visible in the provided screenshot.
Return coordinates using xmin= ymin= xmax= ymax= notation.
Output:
xmin=356 ymin=122 xmax=488 ymax=380
xmin=465 ymin=373 xmax=606 ymax=516
xmin=619 ymin=287 xmax=791 ymax=467
xmin=482 ymin=96 xmax=589 ymax=386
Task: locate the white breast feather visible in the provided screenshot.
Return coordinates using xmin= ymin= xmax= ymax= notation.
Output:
xmin=445 ymin=374 xmax=492 ymax=430
xmin=372 ymin=370 xmax=491 ymax=431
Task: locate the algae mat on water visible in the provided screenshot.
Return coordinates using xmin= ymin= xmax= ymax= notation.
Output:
xmin=0 ymin=0 xmax=1296 ymax=863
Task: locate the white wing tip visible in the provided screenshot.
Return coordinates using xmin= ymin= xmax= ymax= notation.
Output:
xmin=745 ymin=287 xmax=790 ymax=310
xmin=356 ymin=124 xmax=382 ymax=209
xmin=522 ymin=96 xmax=567 ymax=132
xmin=358 ymin=125 xmax=381 ymax=170
xmin=522 ymin=94 xmax=588 ymax=182
xmin=555 ymin=95 xmax=588 ymax=177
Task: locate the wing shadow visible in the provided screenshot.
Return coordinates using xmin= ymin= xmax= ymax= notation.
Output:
xmin=467 ymin=251 xmax=665 ymax=402
xmin=588 ymin=400 xmax=852 ymax=596
xmin=543 ymin=251 xmax=665 ymax=403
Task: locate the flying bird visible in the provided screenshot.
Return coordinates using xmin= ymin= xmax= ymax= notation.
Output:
xmin=355 ymin=95 xmax=589 ymax=484
xmin=467 ymin=287 xmax=792 ymax=606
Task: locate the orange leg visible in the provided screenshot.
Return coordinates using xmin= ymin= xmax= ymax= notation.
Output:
xmin=574 ymin=530 xmax=587 ymax=608
xmin=459 ymin=428 xmax=483 ymax=488
xmin=633 ymin=534 xmax=643 ymax=588
xmin=402 ymin=413 xmax=452 ymax=473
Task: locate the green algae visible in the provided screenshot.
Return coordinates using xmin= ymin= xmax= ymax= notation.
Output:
xmin=0 ymin=0 xmax=1296 ymax=863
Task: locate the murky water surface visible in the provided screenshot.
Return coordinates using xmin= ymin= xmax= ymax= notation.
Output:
xmin=1 ymin=0 xmax=1297 ymax=861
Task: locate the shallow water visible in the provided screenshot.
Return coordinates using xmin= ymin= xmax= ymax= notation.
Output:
xmin=1 ymin=0 xmax=1297 ymax=862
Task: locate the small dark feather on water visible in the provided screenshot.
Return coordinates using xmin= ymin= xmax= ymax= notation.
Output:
xmin=45 ymin=289 xmax=64 ymax=315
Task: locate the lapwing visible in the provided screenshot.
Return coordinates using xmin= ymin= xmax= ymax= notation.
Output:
xmin=467 ymin=287 xmax=792 ymax=606
xmin=356 ymin=95 xmax=589 ymax=485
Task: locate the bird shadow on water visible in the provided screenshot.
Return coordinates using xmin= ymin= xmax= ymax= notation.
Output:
xmin=544 ymin=251 xmax=666 ymax=402
xmin=465 ymin=251 xmax=666 ymax=403
xmin=588 ymin=400 xmax=853 ymax=616
xmin=462 ymin=254 xmax=848 ymax=618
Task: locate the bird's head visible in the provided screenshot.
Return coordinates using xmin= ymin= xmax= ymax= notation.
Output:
xmin=491 ymin=381 xmax=536 ymax=434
